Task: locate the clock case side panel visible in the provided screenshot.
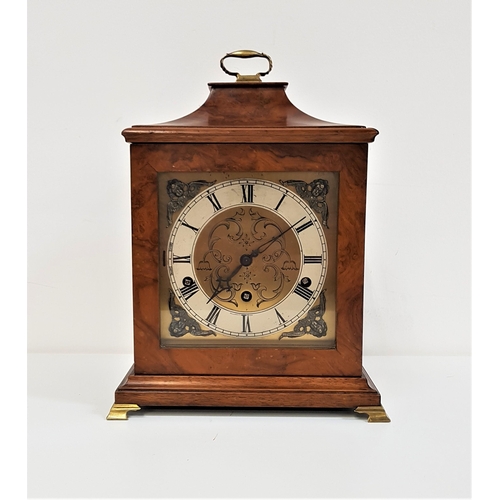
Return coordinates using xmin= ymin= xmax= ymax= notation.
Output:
xmin=129 ymin=143 xmax=368 ymax=377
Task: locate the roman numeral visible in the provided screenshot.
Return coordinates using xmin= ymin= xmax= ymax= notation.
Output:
xmin=275 ymin=308 xmax=286 ymax=324
xmin=206 ymin=305 xmax=221 ymax=325
xmin=242 ymin=314 xmax=251 ymax=333
xmin=304 ymin=255 xmax=322 ymax=264
xmin=295 ymin=219 xmax=314 ymax=233
xmin=181 ymin=221 xmax=199 ymax=233
xmin=207 ymin=193 xmax=222 ymax=211
xmin=179 ymin=281 xmax=199 ymax=300
xmin=274 ymin=193 xmax=286 ymax=211
xmin=241 ymin=184 xmax=254 ymax=203
xmin=173 ymin=255 xmax=191 ymax=263
xmin=294 ymin=283 xmax=313 ymax=301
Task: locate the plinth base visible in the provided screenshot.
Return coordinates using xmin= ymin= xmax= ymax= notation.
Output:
xmin=108 ymin=365 xmax=390 ymax=422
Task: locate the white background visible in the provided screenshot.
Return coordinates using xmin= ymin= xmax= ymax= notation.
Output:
xmin=25 ymin=2 xmax=480 ymax=499
xmin=28 ymin=0 xmax=470 ymax=357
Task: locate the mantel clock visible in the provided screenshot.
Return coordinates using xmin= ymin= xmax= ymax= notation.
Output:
xmin=107 ymin=51 xmax=390 ymax=422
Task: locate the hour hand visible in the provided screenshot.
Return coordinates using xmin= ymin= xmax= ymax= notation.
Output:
xmin=207 ymin=280 xmax=224 ymax=303
xmin=206 ymin=262 xmax=244 ymax=303
xmin=206 ymin=276 xmax=232 ymax=303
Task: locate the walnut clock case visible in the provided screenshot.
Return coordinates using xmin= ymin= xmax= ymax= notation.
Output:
xmin=107 ymin=51 xmax=390 ymax=423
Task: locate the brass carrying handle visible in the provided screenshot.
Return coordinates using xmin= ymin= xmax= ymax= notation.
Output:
xmin=220 ymin=50 xmax=273 ymax=82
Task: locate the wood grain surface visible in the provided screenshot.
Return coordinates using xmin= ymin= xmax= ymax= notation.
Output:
xmin=122 ymin=83 xmax=378 ymax=144
xmin=112 ymin=80 xmax=382 ymax=410
xmin=114 ymin=365 xmax=382 ymax=408
xmin=130 ymin=143 xmax=368 ymax=376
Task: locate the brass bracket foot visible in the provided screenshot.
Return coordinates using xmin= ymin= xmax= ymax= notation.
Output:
xmin=354 ymin=405 xmax=391 ymax=422
xmin=106 ymin=403 xmax=141 ymax=420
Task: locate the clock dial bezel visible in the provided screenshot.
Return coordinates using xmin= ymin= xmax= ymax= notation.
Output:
xmin=165 ymin=178 xmax=328 ymax=340
xmin=159 ymin=172 xmax=336 ymax=347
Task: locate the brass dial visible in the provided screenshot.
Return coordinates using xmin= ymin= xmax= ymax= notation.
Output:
xmin=166 ymin=178 xmax=328 ymax=338
xmin=193 ymin=205 xmax=302 ymax=313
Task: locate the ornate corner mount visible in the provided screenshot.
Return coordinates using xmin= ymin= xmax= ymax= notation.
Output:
xmin=166 ymin=179 xmax=216 ymax=226
xmin=106 ymin=403 xmax=142 ymax=420
xmin=279 ymin=290 xmax=327 ymax=340
xmin=354 ymin=405 xmax=391 ymax=423
xmin=169 ymin=290 xmax=216 ymax=337
xmin=280 ymin=179 xmax=330 ymax=228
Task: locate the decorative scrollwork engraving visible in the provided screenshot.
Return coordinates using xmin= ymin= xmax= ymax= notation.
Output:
xmin=279 ymin=290 xmax=327 ymax=340
xmin=166 ymin=179 xmax=216 ymax=226
xmin=168 ymin=290 xmax=216 ymax=337
xmin=194 ymin=207 xmax=301 ymax=312
xmin=280 ymin=179 xmax=329 ymax=228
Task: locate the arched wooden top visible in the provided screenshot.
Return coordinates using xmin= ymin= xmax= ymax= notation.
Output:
xmin=122 ymin=82 xmax=378 ymax=144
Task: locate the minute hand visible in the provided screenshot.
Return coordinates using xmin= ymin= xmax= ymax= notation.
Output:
xmin=250 ymin=216 xmax=306 ymax=257
xmin=206 ymin=263 xmax=244 ymax=303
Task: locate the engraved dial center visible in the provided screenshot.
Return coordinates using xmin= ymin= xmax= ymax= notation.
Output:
xmin=193 ymin=205 xmax=302 ymax=313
